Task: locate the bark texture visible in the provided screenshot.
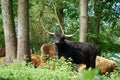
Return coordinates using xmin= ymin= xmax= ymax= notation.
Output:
xmin=1 ymin=0 xmax=17 ymax=63
xmin=79 ymin=0 xmax=88 ymax=42
xmin=17 ymin=0 xmax=31 ymax=62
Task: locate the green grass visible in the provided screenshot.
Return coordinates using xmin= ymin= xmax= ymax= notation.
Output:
xmin=0 ymin=57 xmax=120 ymax=80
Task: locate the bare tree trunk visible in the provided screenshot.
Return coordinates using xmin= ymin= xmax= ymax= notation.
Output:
xmin=17 ymin=0 xmax=31 ymax=62
xmin=79 ymin=0 xmax=88 ymax=42
xmin=1 ymin=0 xmax=17 ymax=63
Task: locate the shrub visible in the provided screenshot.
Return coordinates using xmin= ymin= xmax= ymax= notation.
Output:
xmin=0 ymin=57 xmax=120 ymax=80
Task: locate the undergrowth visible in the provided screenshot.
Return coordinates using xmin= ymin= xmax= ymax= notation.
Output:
xmin=0 ymin=56 xmax=120 ymax=80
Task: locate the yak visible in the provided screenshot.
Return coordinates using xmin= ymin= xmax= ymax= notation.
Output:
xmin=40 ymin=44 xmax=55 ymax=62
xmin=40 ymin=44 xmax=117 ymax=73
xmin=31 ymin=54 xmax=44 ymax=67
xmin=50 ymin=33 xmax=98 ymax=68
xmin=96 ymin=56 xmax=117 ymax=74
xmin=77 ymin=56 xmax=117 ymax=74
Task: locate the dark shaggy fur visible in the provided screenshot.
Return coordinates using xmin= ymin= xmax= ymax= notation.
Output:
xmin=51 ymin=33 xmax=98 ymax=68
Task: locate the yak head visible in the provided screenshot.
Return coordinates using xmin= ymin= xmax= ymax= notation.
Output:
xmin=50 ymin=32 xmax=76 ymax=45
xmin=51 ymin=33 xmax=66 ymax=44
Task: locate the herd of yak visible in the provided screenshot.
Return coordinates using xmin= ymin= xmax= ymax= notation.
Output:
xmin=0 ymin=33 xmax=117 ymax=74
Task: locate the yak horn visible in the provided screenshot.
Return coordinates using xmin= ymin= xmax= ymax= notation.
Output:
xmin=65 ymin=30 xmax=78 ymax=37
xmin=40 ymin=19 xmax=54 ymax=35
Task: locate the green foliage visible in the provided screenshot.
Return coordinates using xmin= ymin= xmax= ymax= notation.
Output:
xmin=0 ymin=56 xmax=120 ymax=80
xmin=0 ymin=58 xmax=98 ymax=80
xmin=43 ymin=57 xmax=74 ymax=71
xmin=63 ymin=0 xmax=79 ymax=41
xmin=29 ymin=0 xmax=62 ymax=51
xmin=88 ymin=0 xmax=120 ymax=54
xmin=12 ymin=0 xmax=17 ymax=18
xmin=0 ymin=27 xmax=4 ymax=48
xmin=1 ymin=0 xmax=119 ymax=54
xmin=0 ymin=4 xmax=4 ymax=47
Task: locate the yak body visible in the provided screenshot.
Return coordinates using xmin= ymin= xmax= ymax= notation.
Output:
xmin=40 ymin=44 xmax=55 ymax=62
xmin=77 ymin=56 xmax=117 ymax=74
xmin=40 ymin=44 xmax=117 ymax=73
xmin=31 ymin=54 xmax=44 ymax=67
xmin=96 ymin=56 xmax=117 ymax=74
xmin=51 ymin=33 xmax=98 ymax=68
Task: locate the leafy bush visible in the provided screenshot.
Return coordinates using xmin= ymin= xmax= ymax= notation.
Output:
xmin=0 ymin=58 xmax=96 ymax=80
xmin=0 ymin=57 xmax=120 ymax=80
xmin=43 ymin=57 xmax=74 ymax=71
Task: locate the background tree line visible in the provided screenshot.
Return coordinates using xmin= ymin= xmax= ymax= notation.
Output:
xmin=29 ymin=0 xmax=120 ymax=53
xmin=0 ymin=0 xmax=120 ymax=63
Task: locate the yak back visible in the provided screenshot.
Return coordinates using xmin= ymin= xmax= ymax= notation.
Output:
xmin=66 ymin=40 xmax=98 ymax=56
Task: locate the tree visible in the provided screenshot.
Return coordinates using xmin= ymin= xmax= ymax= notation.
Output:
xmin=1 ymin=0 xmax=17 ymax=63
xmin=79 ymin=0 xmax=88 ymax=42
xmin=17 ymin=0 xmax=31 ymax=62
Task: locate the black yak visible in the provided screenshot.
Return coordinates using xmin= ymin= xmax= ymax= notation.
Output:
xmin=50 ymin=33 xmax=98 ymax=68
xmin=40 ymin=17 xmax=98 ymax=68
xmin=40 ymin=44 xmax=117 ymax=73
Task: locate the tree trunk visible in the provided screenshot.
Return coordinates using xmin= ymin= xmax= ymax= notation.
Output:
xmin=1 ymin=0 xmax=17 ymax=63
xmin=17 ymin=0 xmax=31 ymax=62
xmin=79 ymin=0 xmax=88 ymax=42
